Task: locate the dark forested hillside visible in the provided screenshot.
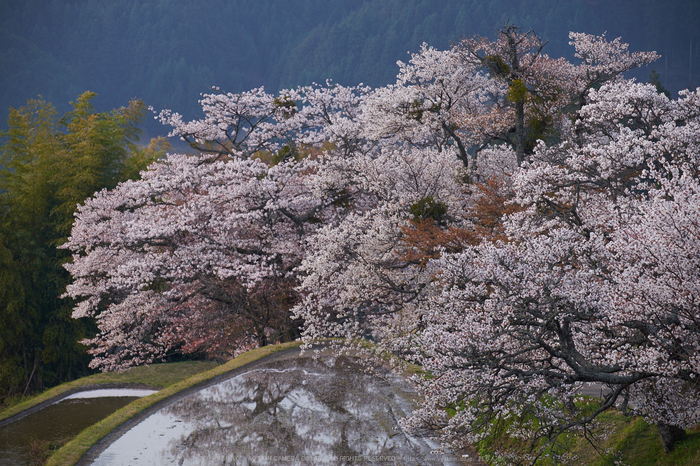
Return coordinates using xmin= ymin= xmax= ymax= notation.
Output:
xmin=1 ymin=0 xmax=699 ymax=134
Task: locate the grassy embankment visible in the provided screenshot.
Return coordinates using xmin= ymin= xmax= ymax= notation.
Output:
xmin=0 ymin=359 xmax=221 ymax=465
xmin=0 ymin=361 xmax=220 ymax=424
xmin=475 ymin=402 xmax=700 ymax=465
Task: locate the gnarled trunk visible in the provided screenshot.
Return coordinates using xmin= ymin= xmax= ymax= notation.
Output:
xmin=657 ymin=422 xmax=686 ymax=454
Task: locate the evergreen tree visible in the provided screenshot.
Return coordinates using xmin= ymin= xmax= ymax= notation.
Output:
xmin=0 ymin=92 xmax=166 ymax=401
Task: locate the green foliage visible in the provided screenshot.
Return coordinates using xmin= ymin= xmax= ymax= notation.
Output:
xmin=575 ymin=415 xmax=700 ymax=466
xmin=0 ymin=92 xmax=160 ymax=403
xmin=120 ymin=136 xmax=171 ymax=181
xmin=506 ymin=78 xmax=528 ymax=103
xmin=484 ymin=54 xmax=512 ymax=78
xmin=273 ymin=95 xmax=298 ymax=119
xmin=472 ymin=399 xmax=700 ymax=465
xmin=525 ymin=113 xmax=554 ymax=153
xmin=273 ymin=144 xmax=299 ymax=164
xmin=649 ymin=69 xmax=671 ymax=98
xmin=143 ymin=276 xmax=170 ymax=293
xmin=407 ymin=99 xmax=425 ymax=122
xmin=409 ymin=195 xmax=448 ymax=223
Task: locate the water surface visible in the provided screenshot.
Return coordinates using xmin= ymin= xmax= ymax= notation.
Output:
xmin=91 ymin=352 xmax=459 ymax=465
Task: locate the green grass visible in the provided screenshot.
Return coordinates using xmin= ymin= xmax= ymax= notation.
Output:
xmin=0 ymin=360 xmax=219 ymax=424
xmin=582 ymin=415 xmax=700 ymax=466
xmin=475 ymin=407 xmax=700 ymax=465
xmin=45 ymin=341 xmax=302 ymax=466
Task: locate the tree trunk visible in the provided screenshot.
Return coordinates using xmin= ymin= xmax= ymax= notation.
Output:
xmin=257 ymin=328 xmax=268 ymax=347
xmin=514 ymin=99 xmax=525 ymax=165
xmin=657 ymin=422 xmax=686 ymax=454
xmin=441 ymin=121 xmax=469 ymax=170
xmin=22 ymin=356 xmax=38 ymax=396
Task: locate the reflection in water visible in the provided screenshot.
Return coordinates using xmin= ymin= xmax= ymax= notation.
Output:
xmin=65 ymin=389 xmax=157 ymax=399
xmin=93 ymin=354 xmax=459 ymax=465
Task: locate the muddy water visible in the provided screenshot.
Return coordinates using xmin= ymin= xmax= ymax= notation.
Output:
xmin=0 ymin=395 xmax=141 ymax=465
xmin=90 ymin=352 xmax=461 ymax=465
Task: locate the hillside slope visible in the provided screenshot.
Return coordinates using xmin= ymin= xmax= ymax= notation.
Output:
xmin=1 ymin=0 xmax=698 ymax=133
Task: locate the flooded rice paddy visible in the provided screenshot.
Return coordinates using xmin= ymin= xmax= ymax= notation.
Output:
xmin=87 ymin=351 xmax=460 ymax=465
xmin=0 ymin=388 xmax=157 ymax=465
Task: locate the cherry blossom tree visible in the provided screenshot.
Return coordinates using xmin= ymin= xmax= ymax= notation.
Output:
xmin=63 ymin=84 xmax=369 ymax=370
xmin=361 ymin=43 xmax=498 ymax=171
xmin=606 ymin=158 xmax=700 ymax=453
xmin=292 ymin=29 xmax=700 ymax=461
xmin=155 ymin=87 xmax=296 ymax=159
xmin=61 ymin=24 xmax=699 ymax=461
xmin=400 ymin=83 xmax=700 ymax=459
xmin=294 ymin=29 xmax=661 ymax=351
xmin=293 ymin=144 xmax=467 ymax=348
xmin=456 ymin=25 xmax=658 ymax=166
xmin=63 ymin=154 xmax=321 ymax=370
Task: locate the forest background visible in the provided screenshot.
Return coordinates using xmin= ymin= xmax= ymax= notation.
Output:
xmin=0 ymin=0 xmax=699 ymax=403
xmin=2 ymin=0 xmax=700 ymax=137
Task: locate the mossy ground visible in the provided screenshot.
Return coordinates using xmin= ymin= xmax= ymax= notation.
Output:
xmin=475 ymin=407 xmax=700 ymax=465
xmin=573 ymin=413 xmax=700 ymax=466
